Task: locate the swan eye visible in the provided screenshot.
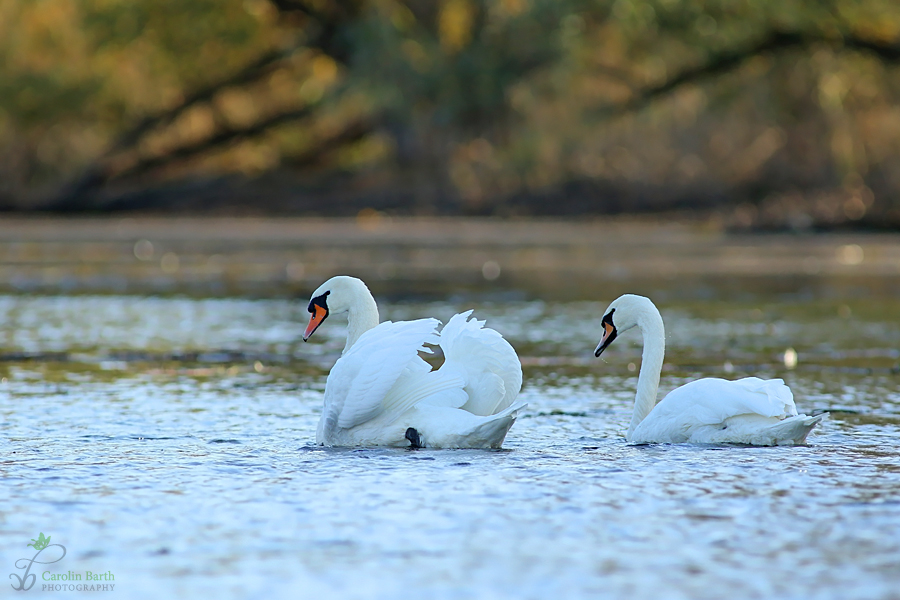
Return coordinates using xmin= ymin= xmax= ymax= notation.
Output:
xmin=601 ymin=308 xmax=615 ymax=328
xmin=308 ymin=291 xmax=330 ymax=313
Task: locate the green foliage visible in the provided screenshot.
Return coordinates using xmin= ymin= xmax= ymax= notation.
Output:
xmin=2 ymin=0 xmax=900 ymax=224
xmin=0 ymin=0 xmax=273 ymax=127
xmin=347 ymin=0 xmax=578 ymax=128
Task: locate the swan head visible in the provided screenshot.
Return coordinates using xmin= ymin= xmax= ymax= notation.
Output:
xmin=303 ymin=276 xmax=369 ymax=341
xmin=594 ymin=294 xmax=657 ymax=357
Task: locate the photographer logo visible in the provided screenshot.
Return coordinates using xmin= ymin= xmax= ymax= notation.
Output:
xmin=10 ymin=533 xmax=115 ymax=592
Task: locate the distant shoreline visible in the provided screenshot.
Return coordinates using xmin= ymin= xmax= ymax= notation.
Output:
xmin=0 ymin=216 xmax=898 ymax=299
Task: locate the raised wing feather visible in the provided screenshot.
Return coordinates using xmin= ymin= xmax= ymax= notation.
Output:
xmin=323 ymin=318 xmax=441 ymax=430
xmin=439 ymin=311 xmax=523 ymax=416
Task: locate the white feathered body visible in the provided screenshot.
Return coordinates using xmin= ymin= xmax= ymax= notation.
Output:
xmin=630 ymin=376 xmax=824 ymax=445
xmin=317 ymin=311 xmax=524 ymax=448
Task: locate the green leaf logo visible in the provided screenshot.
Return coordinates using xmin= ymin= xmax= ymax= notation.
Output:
xmin=27 ymin=533 xmax=50 ymax=551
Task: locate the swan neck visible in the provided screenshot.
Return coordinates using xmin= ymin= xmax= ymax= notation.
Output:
xmin=627 ymin=306 xmax=665 ymax=440
xmin=344 ymin=285 xmax=379 ymax=353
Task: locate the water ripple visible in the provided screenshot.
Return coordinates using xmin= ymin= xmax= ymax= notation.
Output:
xmin=1 ymin=295 xmax=898 ymax=599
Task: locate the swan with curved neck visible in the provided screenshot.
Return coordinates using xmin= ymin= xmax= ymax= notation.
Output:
xmin=594 ymin=294 xmax=823 ymax=445
xmin=303 ymin=276 xmax=525 ymax=448
xmin=305 ymin=275 xmax=380 ymax=353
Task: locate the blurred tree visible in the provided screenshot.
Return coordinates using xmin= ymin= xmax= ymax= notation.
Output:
xmin=1 ymin=0 xmax=899 ymax=227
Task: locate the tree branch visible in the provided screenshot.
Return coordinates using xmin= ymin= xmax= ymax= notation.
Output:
xmin=65 ymin=83 xmax=362 ymax=188
xmin=50 ymin=42 xmax=306 ymax=208
xmin=844 ymin=34 xmax=900 ymax=62
xmin=109 ymin=43 xmax=304 ymax=157
xmin=111 ymin=106 xmax=320 ymax=181
xmin=597 ymin=30 xmax=900 ymax=118
xmin=266 ymin=0 xmax=360 ymax=62
xmin=285 ymin=116 xmax=377 ymax=168
xmin=596 ymin=32 xmax=806 ymax=117
xmin=50 ymin=0 xmax=364 ymax=210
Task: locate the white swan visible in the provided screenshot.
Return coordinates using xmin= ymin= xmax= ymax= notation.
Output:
xmin=594 ymin=294 xmax=823 ymax=445
xmin=302 ymin=276 xmax=525 ymax=448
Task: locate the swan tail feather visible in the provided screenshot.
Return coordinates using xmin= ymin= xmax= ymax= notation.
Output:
xmin=465 ymin=400 xmax=528 ymax=448
xmin=413 ymin=400 xmax=528 ymax=448
xmin=767 ymin=413 xmax=826 ymax=445
xmin=474 ymin=401 xmax=528 ymax=448
xmin=701 ymin=412 xmax=826 ymax=446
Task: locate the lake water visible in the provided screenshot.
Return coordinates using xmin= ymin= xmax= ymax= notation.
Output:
xmin=1 ymin=293 xmax=899 ymax=599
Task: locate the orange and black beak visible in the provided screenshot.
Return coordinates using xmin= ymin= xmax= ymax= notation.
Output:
xmin=594 ymin=309 xmax=617 ymax=357
xmin=303 ymin=293 xmax=330 ymax=341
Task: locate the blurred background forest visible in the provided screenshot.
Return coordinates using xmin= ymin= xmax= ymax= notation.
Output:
xmin=2 ymin=0 xmax=900 ymax=229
